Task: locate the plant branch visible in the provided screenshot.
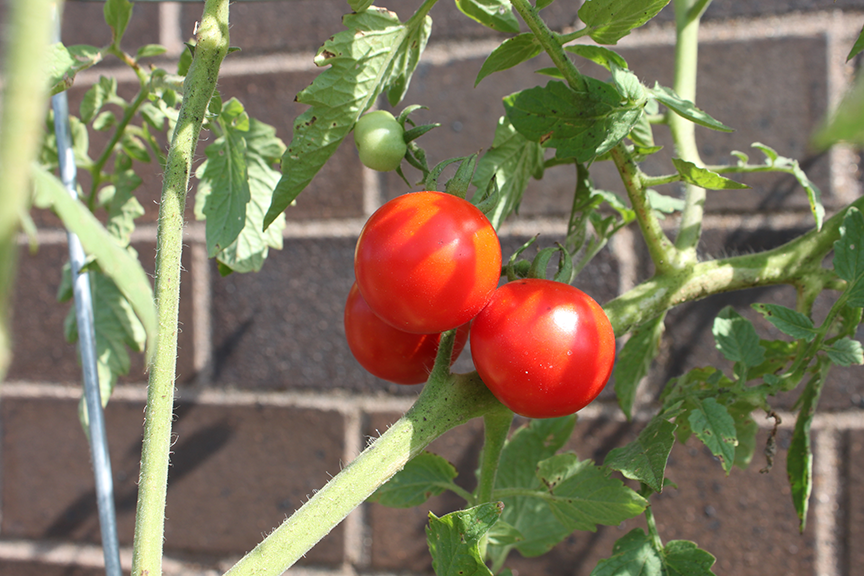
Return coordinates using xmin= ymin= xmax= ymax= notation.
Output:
xmin=223 ymin=372 xmax=505 ymax=576
xmin=130 ymin=2 xmax=229 ymax=575
xmin=475 ymin=408 xmax=514 ymax=505
xmin=609 ymin=144 xmax=678 ymax=273
xmin=0 ymin=0 xmax=55 ymax=383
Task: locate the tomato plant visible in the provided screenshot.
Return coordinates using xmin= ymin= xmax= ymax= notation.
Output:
xmin=469 ymin=279 xmax=616 ymax=419
xmin=344 ymin=282 xmax=469 ymax=384
xmin=353 ymin=110 xmax=407 ymax=172
xmin=354 ymin=190 xmax=502 ymax=334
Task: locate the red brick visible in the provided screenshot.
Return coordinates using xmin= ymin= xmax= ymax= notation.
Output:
xmin=845 ymin=429 xmax=864 ymax=574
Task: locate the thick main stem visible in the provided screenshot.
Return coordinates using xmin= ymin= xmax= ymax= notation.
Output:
xmin=224 ymin=373 xmax=504 ymax=576
xmin=131 ymin=2 xmax=229 ymax=575
xmin=0 ymin=0 xmax=55 ymax=383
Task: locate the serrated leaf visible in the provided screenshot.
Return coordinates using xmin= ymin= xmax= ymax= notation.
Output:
xmin=476 ymin=34 xmax=542 ymax=87
xmin=537 ymin=453 xmax=648 ymax=532
xmin=604 ymin=414 xmax=676 ymax=492
xmin=672 ymin=158 xmax=748 ymax=190
xmin=752 ymin=303 xmax=817 ymax=342
xmin=663 ymin=539 xmax=717 ymax=576
xmin=688 ymin=398 xmax=738 ymax=474
xmin=833 ymin=207 xmax=864 ymax=307
xmin=473 ymin=116 xmax=545 ymax=229
xmin=825 ymin=337 xmax=864 ymax=366
xmin=456 ymin=0 xmax=519 ymax=34
xmin=80 ymin=78 xmax=112 ymax=124
xmin=578 ymin=0 xmax=671 ymax=45
xmin=712 ymin=307 xmax=765 ymax=369
xmin=264 ymin=8 xmax=430 ymax=230
xmin=564 ymin=45 xmax=628 ymax=71
xmin=504 ymin=78 xmax=644 ymax=163
xmin=32 ymin=166 xmax=157 ymax=363
xmin=651 ymin=83 xmax=733 ymax=132
xmin=104 ymin=0 xmax=133 ymax=47
xmin=99 ymin=170 xmax=144 ymax=247
xmin=426 ymin=503 xmax=502 ymax=576
xmin=48 ymin=43 xmax=104 ymax=95
xmin=591 ymin=530 xmax=716 ymax=576
xmin=612 ymin=315 xmax=664 ymax=419
xmin=348 ymin=0 xmax=375 ymax=11
xmin=370 ymin=451 xmax=458 ymax=508
xmin=788 ymin=365 xmax=827 ymax=531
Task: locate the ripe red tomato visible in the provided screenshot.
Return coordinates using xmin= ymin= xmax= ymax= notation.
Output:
xmin=354 ymin=191 xmax=502 ymax=334
xmin=344 ymin=283 xmax=469 ymax=384
xmin=469 ymin=279 xmax=616 ymax=418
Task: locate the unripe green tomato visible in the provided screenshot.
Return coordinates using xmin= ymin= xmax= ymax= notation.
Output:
xmin=353 ymin=110 xmax=407 ymax=172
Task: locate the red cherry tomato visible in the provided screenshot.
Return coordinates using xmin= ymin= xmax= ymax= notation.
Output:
xmin=354 ymin=191 xmax=502 ymax=334
xmin=469 ymin=279 xmax=616 ymax=418
xmin=344 ymin=283 xmax=470 ymax=385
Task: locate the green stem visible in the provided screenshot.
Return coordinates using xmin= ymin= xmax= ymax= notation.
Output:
xmin=405 ymin=0 xmax=439 ymax=27
xmin=224 ymin=372 xmax=505 ymax=576
xmin=670 ymin=0 xmax=706 ymax=259
xmin=475 ymin=409 xmax=514 ymax=505
xmin=640 ymin=485 xmax=664 ymax=551
xmin=131 ymin=2 xmax=229 ymax=575
xmin=609 ymin=144 xmax=678 ymax=273
xmin=0 ymin=0 xmax=55 ymax=383
xmin=510 ymin=0 xmax=584 ymax=91
xmin=602 ymin=196 xmax=864 ymax=336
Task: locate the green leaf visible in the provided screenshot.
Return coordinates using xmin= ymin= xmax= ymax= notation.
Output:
xmin=752 ymin=303 xmax=818 ymax=342
xmin=612 ymin=315 xmax=664 ymax=419
xmin=348 ymin=0 xmax=375 ymax=11
xmin=32 ymin=166 xmax=157 ymax=364
xmin=688 ymin=398 xmax=738 ymax=474
xmin=486 ymin=519 xmax=524 ymax=547
xmin=121 ymin=133 xmax=151 ymax=164
xmin=536 ymin=0 xmax=556 ymax=8
xmin=591 ymin=530 xmax=716 ymax=576
xmin=834 ymin=207 xmax=864 ymax=307
xmin=662 ymin=539 xmax=717 ymax=576
xmin=647 ymin=189 xmax=684 ymax=217
xmin=650 ymin=84 xmax=734 ymax=132
xmin=426 ymin=503 xmax=502 ymax=576
xmin=824 ymin=337 xmax=864 ymax=366
xmin=490 ymin=417 xmax=575 ymax=559
xmin=727 ymin=400 xmax=759 ymax=470
xmin=537 ymin=453 xmax=648 ymax=532
xmin=789 ymin=159 xmax=824 ymax=231
xmin=788 ymin=365 xmax=827 ymax=531
xmin=712 ymin=307 xmax=765 ymax=370
xmin=80 ymin=77 xmax=116 ymax=124
xmin=476 ymin=34 xmax=542 ymax=87
xmin=104 ymin=0 xmax=133 ymax=47
xmin=98 ymin=169 xmax=144 ymax=247
xmin=369 ymin=451 xmax=458 ymax=508
xmin=578 ymin=0 xmax=672 ymax=45
xmin=671 ymin=158 xmax=749 ymax=190
xmin=504 ymin=78 xmax=644 ymax=163
xmin=564 ymin=45 xmax=628 ymax=71
xmin=848 ymin=24 xmax=864 ymax=61
xmin=604 ymin=414 xmax=676 ymax=493
xmin=473 ymin=116 xmax=545 ymax=229
xmin=48 ymin=43 xmax=104 ymax=95
xmin=812 ymin=73 xmax=864 ymax=149
xmin=136 ymin=44 xmax=168 ymax=60
xmin=263 ymin=8 xmax=431 ymax=230
xmin=456 ymin=0 xmax=519 ymax=34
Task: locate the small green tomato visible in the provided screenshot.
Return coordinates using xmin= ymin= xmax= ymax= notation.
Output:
xmin=353 ymin=110 xmax=407 ymax=172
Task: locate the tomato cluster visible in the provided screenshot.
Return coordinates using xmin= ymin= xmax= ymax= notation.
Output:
xmin=344 ymin=189 xmax=616 ymax=418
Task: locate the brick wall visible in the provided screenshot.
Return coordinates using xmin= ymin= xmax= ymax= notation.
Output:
xmin=3 ymin=1 xmax=864 ymax=575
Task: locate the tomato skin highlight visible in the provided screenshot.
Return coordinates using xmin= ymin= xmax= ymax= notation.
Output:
xmin=354 ymin=191 xmax=502 ymax=334
xmin=469 ymin=279 xmax=616 ymax=419
xmin=344 ymin=283 xmax=469 ymax=385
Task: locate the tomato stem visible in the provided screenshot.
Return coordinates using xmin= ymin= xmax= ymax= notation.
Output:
xmin=475 ymin=408 xmax=514 ymax=505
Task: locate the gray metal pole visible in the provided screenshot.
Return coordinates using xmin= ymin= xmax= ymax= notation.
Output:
xmin=52 ymin=9 xmax=123 ymax=576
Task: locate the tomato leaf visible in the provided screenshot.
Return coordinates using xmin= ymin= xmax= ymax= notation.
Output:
xmin=751 ymin=303 xmax=818 ymax=342
xmin=473 ymin=116 xmax=545 ymax=228
xmin=788 ymin=363 xmax=827 ymax=532
xmin=712 ymin=307 xmax=765 ymax=375
xmin=476 ymin=34 xmax=543 ymax=87
xmin=612 ymin=315 xmax=664 ymax=419
xmin=537 ymin=453 xmax=648 ymax=532
xmin=426 ymin=503 xmax=502 ymax=576
xmin=591 ymin=529 xmax=717 ymax=576
xmin=604 ymin=413 xmax=676 ymax=493
xmin=263 ymin=8 xmax=431 ymax=230
xmin=369 ymin=451 xmax=459 ymax=508
xmin=98 ymin=166 xmax=145 ymax=247
xmin=650 ymin=83 xmax=733 ymax=132
xmin=347 ymin=0 xmax=374 ymax=11
xmin=48 ymin=43 xmax=104 ymax=95
xmin=504 ymin=78 xmax=644 ymax=163
xmin=688 ymin=398 xmax=738 ymax=474
xmin=833 ymin=207 xmax=864 ymax=307
xmin=727 ymin=400 xmax=760 ymax=470
xmin=80 ymin=77 xmax=117 ymax=125
xmin=578 ymin=0 xmax=671 ymax=45
xmin=103 ymin=0 xmax=134 ymax=48
xmin=672 ymin=158 xmax=748 ymax=190
xmin=824 ymin=337 xmax=864 ymax=366
xmin=455 ymin=0 xmax=519 ymax=34
xmin=564 ymin=45 xmax=629 ymax=71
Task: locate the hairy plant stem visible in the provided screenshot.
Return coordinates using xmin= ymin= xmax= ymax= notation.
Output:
xmin=131 ymin=2 xmax=229 ymax=575
xmin=224 ymin=371 xmax=505 ymax=576
xmin=0 ymin=0 xmax=55 ymax=383
xmin=640 ymin=484 xmax=664 ymax=551
xmin=670 ymin=0 xmax=707 ymax=259
xmin=476 ymin=409 xmax=515 ymax=505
